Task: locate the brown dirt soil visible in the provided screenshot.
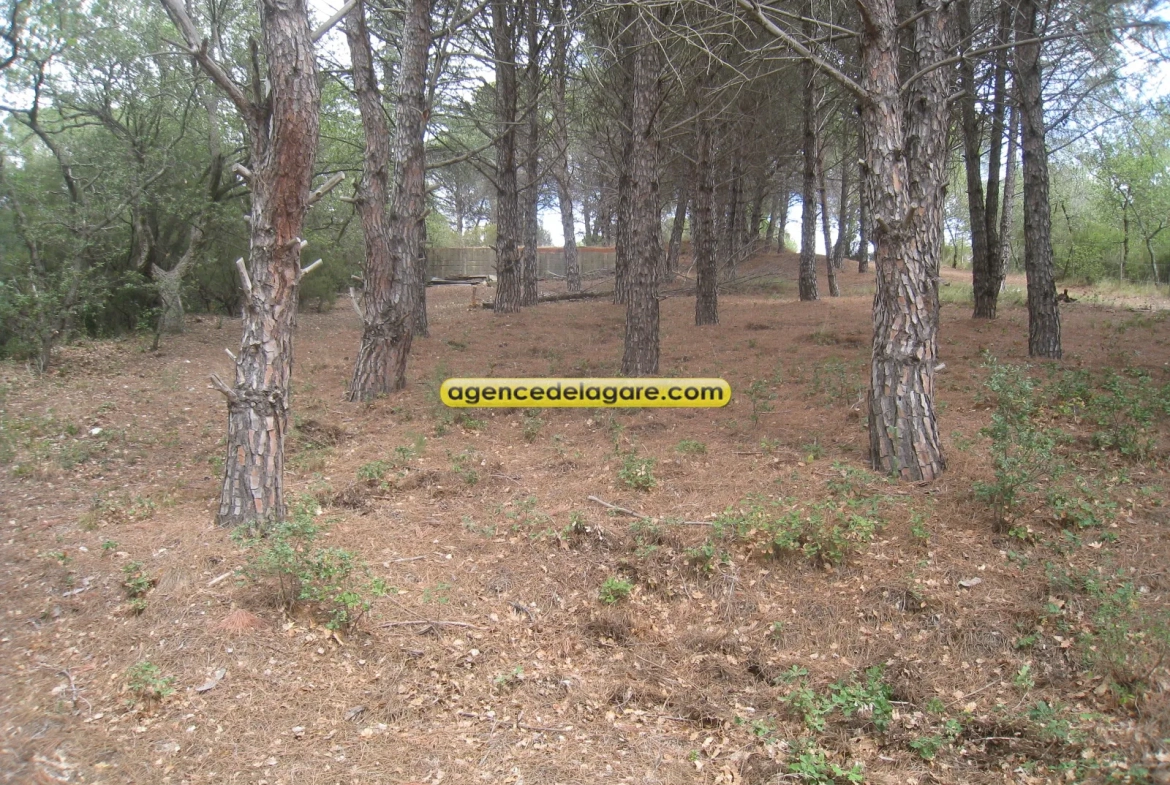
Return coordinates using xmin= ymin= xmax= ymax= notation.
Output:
xmin=2 ymin=251 xmax=1170 ymax=784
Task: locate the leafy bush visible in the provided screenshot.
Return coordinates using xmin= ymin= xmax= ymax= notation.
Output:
xmin=617 ymin=453 xmax=656 ymax=491
xmin=975 ymin=359 xmax=1062 ymax=528
xmin=125 ymin=661 xmax=174 ymax=704
xmin=713 ymin=494 xmax=883 ymax=567
xmin=236 ymin=500 xmax=387 ymax=631
xmin=598 ymin=576 xmax=633 ymax=604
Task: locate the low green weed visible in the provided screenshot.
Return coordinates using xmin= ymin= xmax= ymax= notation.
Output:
xmin=617 ymin=453 xmax=656 ymax=491
xmin=598 ymin=576 xmax=633 ymax=604
xmin=126 ymin=661 xmax=174 ymax=704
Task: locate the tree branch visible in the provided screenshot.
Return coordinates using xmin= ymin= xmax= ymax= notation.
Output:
xmin=158 ymin=0 xmax=254 ymax=122
xmin=734 ymin=0 xmax=867 ymax=100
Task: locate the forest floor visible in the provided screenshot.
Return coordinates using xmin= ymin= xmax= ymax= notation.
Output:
xmin=2 ymin=251 xmax=1170 ymax=785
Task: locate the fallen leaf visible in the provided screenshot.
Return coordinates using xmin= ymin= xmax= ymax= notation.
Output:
xmin=958 ymin=578 xmax=983 ymax=589
xmin=195 ymin=668 xmax=226 ymax=693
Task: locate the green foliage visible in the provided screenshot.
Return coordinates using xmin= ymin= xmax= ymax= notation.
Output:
xmin=782 ymin=667 xmax=894 ymax=733
xmin=598 ymin=576 xmax=633 ymax=604
xmin=784 ymin=740 xmax=865 ymax=784
xmin=975 ymin=359 xmax=1062 ymax=527
xmin=744 ymin=379 xmax=775 ymax=423
xmin=617 ymin=453 xmax=657 ymax=491
xmin=235 ymin=500 xmax=387 ymax=631
xmin=675 ymin=438 xmax=707 ymax=455
xmin=521 ymin=410 xmax=543 ymax=443
xmin=714 ymin=494 xmax=883 ymax=567
xmin=125 ymin=661 xmax=174 ymax=704
xmin=122 ymin=560 xmax=153 ymax=614
xmin=450 ymin=448 xmax=480 ymax=486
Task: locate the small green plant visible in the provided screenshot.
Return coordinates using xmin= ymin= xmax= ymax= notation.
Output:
xmin=122 ymin=561 xmax=154 ymax=614
xmin=974 ymin=359 xmax=1062 ymax=529
xmin=236 ymin=499 xmax=387 ymax=631
xmin=909 ymin=512 xmax=930 ymax=545
xmin=785 ymin=740 xmax=865 ymax=784
xmin=782 ymin=666 xmax=894 ymax=733
xmin=675 ymin=438 xmax=707 ymax=455
xmin=521 ymin=410 xmax=543 ymax=443
xmin=800 ymin=440 xmax=824 ymax=461
xmin=101 ymin=539 xmax=118 ymax=555
xmin=126 ymin=661 xmax=174 ymax=704
xmin=492 ymin=666 xmax=524 ymax=690
xmin=1013 ymin=663 xmax=1035 ymax=691
xmin=909 ymin=719 xmax=961 ymax=761
xmin=617 ymin=453 xmax=657 ymax=491
xmin=450 ymin=449 xmax=481 ymax=486
xmin=745 ymin=379 xmax=775 ymax=424
xmin=598 ymin=576 xmax=633 ymax=604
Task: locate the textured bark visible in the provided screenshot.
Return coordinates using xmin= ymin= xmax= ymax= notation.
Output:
xmin=861 ymin=0 xmax=951 ymax=482
xmin=724 ymin=153 xmax=742 ymax=280
xmin=765 ymin=192 xmax=778 ymax=245
xmin=1014 ymin=0 xmax=1061 ymax=359
xmin=831 ymin=154 xmax=853 ymax=271
xmin=621 ymin=14 xmax=661 ymax=376
xmin=550 ymin=0 xmax=579 ymax=292
xmin=665 ymin=182 xmax=688 ymax=277
xmin=974 ymin=0 xmax=1012 ymax=318
xmin=798 ymin=48 xmax=819 ymax=301
xmin=492 ymin=0 xmax=522 ymax=313
xmin=519 ymin=0 xmax=540 ymax=307
xmin=191 ymin=0 xmax=321 ymax=527
xmin=347 ymin=0 xmax=430 ymax=400
xmin=816 ymin=143 xmax=839 ymax=296
xmin=857 ymin=128 xmax=870 ymax=272
xmin=776 ymin=179 xmax=790 ymax=252
xmin=957 ymin=0 xmax=992 ymax=318
xmin=694 ymin=116 xmax=718 ymax=326
xmin=999 ymin=105 xmax=1019 ymax=274
xmin=152 ymin=223 xmax=204 ymax=333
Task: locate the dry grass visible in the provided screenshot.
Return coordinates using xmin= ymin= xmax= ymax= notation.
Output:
xmin=1 ymin=250 xmax=1168 ymax=783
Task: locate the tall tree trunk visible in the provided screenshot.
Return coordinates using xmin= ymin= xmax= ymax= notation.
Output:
xmin=519 ymin=0 xmax=540 ymax=307
xmin=999 ymin=105 xmax=1019 ymax=276
xmin=958 ymin=0 xmax=993 ymax=318
xmin=857 ymin=128 xmax=870 ymax=272
xmin=861 ymin=0 xmax=952 ymax=482
xmin=777 ymin=179 xmax=790 ymax=252
xmin=831 ymin=152 xmax=851 ymax=271
xmin=347 ymin=0 xmax=429 ymax=400
xmin=799 ymin=48 xmax=819 ymax=301
xmin=492 ymin=0 xmax=522 ymax=313
xmin=413 ymin=220 xmax=429 ymax=336
xmin=161 ymin=0 xmax=322 ymax=527
xmin=694 ymin=115 xmax=718 ymax=325
xmin=724 ymin=152 xmax=742 ymax=280
xmin=975 ymin=0 xmax=1012 ymax=317
xmin=551 ymin=0 xmax=579 ymax=292
xmin=621 ymin=13 xmax=661 ymax=375
xmin=765 ymin=192 xmax=778 ymax=245
xmin=1014 ymin=0 xmax=1061 ymax=358
xmin=748 ymin=174 xmax=766 ymax=245
xmin=665 ymin=181 xmax=688 ymax=277
xmin=816 ymin=144 xmax=840 ymax=296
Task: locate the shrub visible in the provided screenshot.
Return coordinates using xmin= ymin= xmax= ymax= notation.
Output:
xmin=598 ymin=576 xmax=633 ymax=604
xmin=236 ymin=500 xmax=387 ymax=631
xmin=617 ymin=453 xmax=656 ymax=491
xmin=126 ymin=661 xmax=174 ymax=704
